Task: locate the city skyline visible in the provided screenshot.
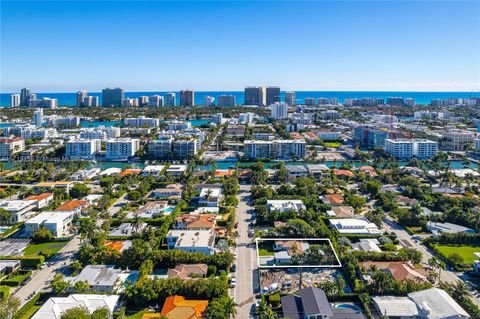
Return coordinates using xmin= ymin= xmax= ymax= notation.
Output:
xmin=1 ymin=1 xmax=479 ymax=92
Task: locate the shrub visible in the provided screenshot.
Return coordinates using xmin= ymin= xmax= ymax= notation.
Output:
xmin=208 ymin=265 xmax=217 ymax=276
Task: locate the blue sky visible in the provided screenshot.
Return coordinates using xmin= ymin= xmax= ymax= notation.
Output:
xmin=1 ymin=0 xmax=479 ymax=92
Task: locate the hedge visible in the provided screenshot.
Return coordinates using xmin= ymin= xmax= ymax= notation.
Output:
xmin=0 ymin=285 xmax=10 ymax=300
xmin=14 ymin=292 xmax=53 ymax=319
xmin=0 ymin=255 xmax=45 ymax=268
xmin=1 ymin=270 xmax=32 ymax=287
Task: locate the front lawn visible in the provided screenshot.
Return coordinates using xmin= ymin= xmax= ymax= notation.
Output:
xmin=323 ymin=141 xmax=342 ymax=148
xmin=433 ymin=244 xmax=480 ymax=265
xmin=23 ymin=241 xmax=68 ymax=256
xmin=258 ymin=241 xmax=275 ymax=256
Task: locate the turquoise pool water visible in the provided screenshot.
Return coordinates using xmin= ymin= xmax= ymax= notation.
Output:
xmin=0 ymin=227 xmax=10 ymax=234
xmin=163 ymin=207 xmax=175 ymax=214
xmin=124 ymin=273 xmax=139 ymax=285
xmin=334 ymin=303 xmax=362 ymax=311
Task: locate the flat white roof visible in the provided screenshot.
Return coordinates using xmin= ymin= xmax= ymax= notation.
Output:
xmin=26 ymin=211 xmax=73 ymax=224
xmin=168 ymin=229 xmax=215 ymax=248
xmin=373 ymin=296 xmax=420 ymax=317
xmin=32 ymin=294 xmax=120 ymax=319
xmin=267 ymin=200 xmax=304 ymax=204
xmin=0 ymin=200 xmax=36 ymax=212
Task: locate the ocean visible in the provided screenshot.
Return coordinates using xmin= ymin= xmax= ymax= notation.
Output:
xmin=0 ymin=91 xmax=476 ymax=107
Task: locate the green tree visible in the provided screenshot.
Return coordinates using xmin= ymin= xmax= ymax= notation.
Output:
xmin=205 ymin=296 xmax=237 ymax=319
xmin=0 ymin=208 xmax=11 ymax=225
xmin=275 ymin=161 xmax=289 ymax=183
xmin=256 ymin=298 xmax=277 ymax=319
xmin=251 ymin=162 xmax=268 ymax=186
xmin=70 ymin=183 xmax=90 ymax=199
xmin=73 ymin=280 xmax=90 ymax=293
xmin=91 ymin=307 xmax=109 ymax=319
xmin=32 ymin=226 xmax=55 ymax=243
xmin=0 ymin=295 xmax=20 ymax=319
xmin=60 ymin=306 xmax=90 ymax=319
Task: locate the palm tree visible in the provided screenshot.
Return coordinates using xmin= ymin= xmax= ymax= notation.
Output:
xmin=256 ymin=299 xmax=277 ymax=319
xmin=222 ymin=296 xmax=237 ymax=319
xmin=78 ymin=218 xmax=95 ymax=243
xmin=203 ymin=188 xmax=214 ymax=202
xmin=131 ymin=215 xmax=144 ymax=233
xmin=428 ymin=257 xmax=444 ymax=284
xmin=452 ymin=281 xmax=470 ymax=301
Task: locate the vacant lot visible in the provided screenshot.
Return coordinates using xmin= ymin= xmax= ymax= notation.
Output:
xmin=434 ymin=244 xmax=480 ymax=265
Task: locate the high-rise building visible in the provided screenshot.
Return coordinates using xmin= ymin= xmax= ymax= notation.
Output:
xmin=244 ymin=86 xmax=266 ymax=106
xmin=65 ymin=139 xmax=101 ymax=159
xmin=41 ymin=98 xmax=58 ymax=109
xmin=180 ymin=90 xmax=195 ymax=106
xmin=285 ymin=92 xmax=296 ymax=106
xmin=82 ymin=96 xmax=99 ymax=107
xmin=305 ymin=98 xmax=317 ymax=106
xmin=105 ymin=138 xmax=140 ymax=160
xmin=266 ymin=86 xmax=280 ymax=105
xmin=384 ymin=139 xmax=438 ymax=159
xmin=138 ymin=96 xmax=149 ymax=107
xmin=270 ymin=102 xmax=288 ymax=119
xmin=354 ymin=126 xmax=390 ymax=149
xmin=122 ymin=98 xmax=135 ymax=107
xmin=217 ymin=95 xmax=235 ymax=107
xmin=0 ymin=137 xmax=25 ymax=158
xmin=33 ymin=108 xmax=43 ymax=127
xmin=102 ymin=87 xmax=125 ymax=107
xmin=10 ymin=94 xmax=20 ymax=108
xmin=20 ymin=88 xmax=31 ymax=107
xmin=244 ymin=139 xmax=306 ymax=160
xmin=165 ymin=93 xmax=176 ymax=107
xmin=239 ymin=112 xmax=254 ymax=124
xmin=203 ymin=96 xmax=215 ymax=107
xmin=386 ymin=97 xmax=405 ymax=106
xmin=76 ymin=90 xmax=88 ymax=107
xmin=149 ymin=95 xmax=164 ymax=107
xmin=404 ymin=98 xmax=415 ymax=107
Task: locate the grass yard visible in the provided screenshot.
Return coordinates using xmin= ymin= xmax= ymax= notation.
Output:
xmin=434 ymin=244 xmax=480 ymax=265
xmin=323 ymin=142 xmax=342 ymax=148
xmin=23 ymin=241 xmax=68 ymax=256
xmin=258 ymin=241 xmax=275 ymax=256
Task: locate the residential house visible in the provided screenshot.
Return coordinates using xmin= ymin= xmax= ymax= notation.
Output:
xmin=31 ymin=294 xmax=121 ymax=319
xmin=267 ymin=200 xmax=305 ymax=213
xmin=174 ymin=214 xmax=217 ymax=230
xmin=329 ymin=218 xmax=381 ymax=234
xmin=281 ymin=287 xmax=365 ymax=319
xmin=373 ymin=288 xmax=470 ymax=319
xmin=198 ymin=187 xmax=222 ymax=207
xmin=167 ymin=264 xmax=208 ymax=280
xmin=25 ymin=193 xmax=54 ymax=209
xmin=322 ymin=194 xmax=345 ymax=205
xmin=150 ymin=184 xmax=183 ymax=200
xmin=0 ymin=199 xmax=37 ymax=223
xmin=24 ymin=211 xmax=74 ymax=237
xmin=72 ymin=265 xmax=138 ymax=293
xmin=55 ymin=199 xmax=89 ymax=215
xmin=160 ymin=295 xmax=209 ymax=319
xmin=166 ymin=229 xmax=215 ymax=255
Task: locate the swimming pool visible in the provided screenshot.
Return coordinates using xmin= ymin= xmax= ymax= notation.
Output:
xmin=334 ymin=303 xmax=362 ymax=311
xmin=163 ymin=207 xmax=175 ymax=215
xmin=124 ymin=273 xmax=139 ymax=285
xmin=0 ymin=227 xmax=10 ymax=234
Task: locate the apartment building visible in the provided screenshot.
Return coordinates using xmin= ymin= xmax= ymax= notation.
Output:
xmin=105 ymin=138 xmax=140 ymax=160
xmin=384 ymin=139 xmax=438 ymax=159
xmin=354 ymin=126 xmax=390 ymax=149
xmin=244 ymin=139 xmax=306 ymax=160
xmin=123 ymin=116 xmax=160 ymax=128
xmin=440 ymin=129 xmax=476 ymax=151
xmin=65 ymin=139 xmax=101 ymax=159
xmin=0 ymin=137 xmax=25 ymax=157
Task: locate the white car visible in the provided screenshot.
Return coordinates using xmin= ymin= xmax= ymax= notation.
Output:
xmin=230 ymin=278 xmax=236 ymax=288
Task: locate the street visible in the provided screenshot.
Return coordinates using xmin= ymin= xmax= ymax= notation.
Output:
xmin=382 ymin=217 xmax=480 ymax=306
xmin=13 ymin=237 xmax=81 ymax=307
xmin=234 ymin=184 xmax=258 ymax=319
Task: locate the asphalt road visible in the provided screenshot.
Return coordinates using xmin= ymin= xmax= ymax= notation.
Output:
xmin=382 ymin=217 xmax=480 ymax=306
xmin=234 ymin=184 xmax=258 ymax=319
xmin=14 ymin=236 xmax=81 ymax=307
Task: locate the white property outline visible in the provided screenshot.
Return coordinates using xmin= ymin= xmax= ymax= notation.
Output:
xmin=255 ymin=238 xmax=342 ymax=268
